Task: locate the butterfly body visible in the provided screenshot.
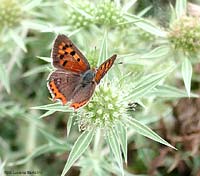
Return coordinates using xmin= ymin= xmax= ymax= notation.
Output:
xmin=47 ymin=34 xmax=117 ymax=109
xmin=82 ymin=69 xmax=96 ymax=86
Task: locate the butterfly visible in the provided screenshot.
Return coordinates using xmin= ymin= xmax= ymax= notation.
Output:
xmin=47 ymin=34 xmax=117 ymax=110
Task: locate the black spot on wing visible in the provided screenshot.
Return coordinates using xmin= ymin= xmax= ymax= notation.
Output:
xmin=60 ymin=55 xmax=64 ymax=59
xmin=70 ymin=51 xmax=76 ymax=56
xmin=63 ymin=60 xmax=68 ymax=66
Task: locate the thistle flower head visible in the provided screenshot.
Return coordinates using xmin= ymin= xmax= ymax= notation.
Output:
xmin=169 ymin=16 xmax=200 ymax=54
xmin=67 ymin=2 xmax=94 ymax=29
xmin=95 ymin=0 xmax=127 ymax=28
xmin=0 ymin=0 xmax=22 ymax=29
xmin=76 ymin=82 xmax=128 ymax=131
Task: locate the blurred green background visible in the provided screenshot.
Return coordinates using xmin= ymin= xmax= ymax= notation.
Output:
xmin=0 ymin=0 xmax=200 ymax=175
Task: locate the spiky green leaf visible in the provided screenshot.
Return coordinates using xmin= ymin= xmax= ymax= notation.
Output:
xmin=140 ymin=45 xmax=170 ymax=59
xmin=67 ymin=116 xmax=73 ymax=136
xmin=182 ymin=57 xmax=192 ymax=97
xmin=125 ymin=66 xmax=175 ymax=100
xmin=0 ymin=64 xmax=10 ymax=93
xmin=175 ymin=0 xmax=187 ymax=19
xmin=9 ymin=30 xmax=27 ymax=52
xmin=39 ymin=110 xmax=56 ymax=119
xmin=61 ymin=129 xmax=95 ymax=176
xmin=115 ymin=122 xmax=127 ymax=164
xmin=8 ymin=144 xmax=69 ymax=167
xmin=126 ymin=117 xmax=176 ymax=149
xmin=23 ymin=65 xmax=49 ymax=77
xmin=31 ymin=102 xmax=74 ymax=112
xmin=37 ymin=56 xmax=51 ymax=62
xmin=106 ymin=128 xmax=124 ymax=176
xmin=39 ymin=129 xmax=65 ymax=145
xmin=149 ymin=85 xmax=198 ymax=98
xmin=125 ymin=13 xmax=167 ymax=37
xmin=98 ymin=30 xmax=108 ymax=66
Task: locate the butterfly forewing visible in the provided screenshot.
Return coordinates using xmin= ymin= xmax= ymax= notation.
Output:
xmin=52 ymin=35 xmax=90 ymax=73
xmin=95 ymin=54 xmax=117 ymax=84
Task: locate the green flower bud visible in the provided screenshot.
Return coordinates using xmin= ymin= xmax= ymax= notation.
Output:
xmin=0 ymin=0 xmax=22 ymax=29
xmin=95 ymin=0 xmax=127 ymax=28
xmin=67 ymin=2 xmax=94 ymax=29
xmin=168 ymin=17 xmax=200 ymax=54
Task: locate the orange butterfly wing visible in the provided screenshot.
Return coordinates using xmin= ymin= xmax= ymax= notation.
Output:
xmin=52 ymin=34 xmax=90 ymax=73
xmin=95 ymin=54 xmax=117 ymax=84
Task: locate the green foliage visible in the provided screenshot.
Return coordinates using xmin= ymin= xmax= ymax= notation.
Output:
xmin=182 ymin=56 xmax=193 ymax=97
xmin=0 ymin=64 xmax=10 ymax=93
xmin=0 ymin=0 xmax=200 ymax=176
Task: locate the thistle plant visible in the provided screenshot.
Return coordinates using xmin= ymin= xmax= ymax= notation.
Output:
xmin=31 ymin=30 xmax=178 ymax=175
xmin=1 ymin=0 xmax=200 ymax=176
xmin=167 ymin=0 xmax=200 ymax=97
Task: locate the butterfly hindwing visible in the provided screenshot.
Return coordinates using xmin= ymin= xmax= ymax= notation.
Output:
xmin=70 ymin=82 xmax=96 ymax=109
xmin=52 ymin=34 xmax=90 ymax=73
xmin=95 ymin=54 xmax=117 ymax=84
xmin=47 ymin=70 xmax=81 ymax=105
